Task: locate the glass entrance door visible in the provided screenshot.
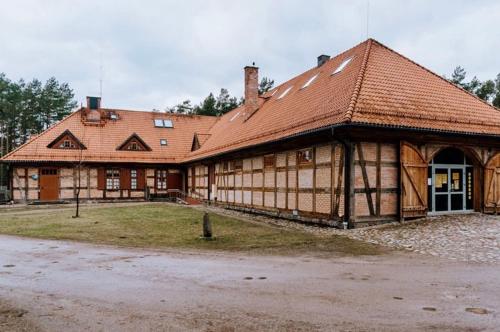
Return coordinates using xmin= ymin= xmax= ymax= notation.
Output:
xmin=450 ymin=168 xmax=464 ymax=211
xmin=429 ymin=147 xmax=474 ymax=214
xmin=433 ymin=167 xmax=466 ymax=212
xmin=434 ymin=168 xmax=449 ymax=212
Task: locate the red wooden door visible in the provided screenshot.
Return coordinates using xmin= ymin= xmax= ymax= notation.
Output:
xmin=40 ymin=168 xmax=59 ymax=201
xmin=167 ymin=173 xmax=182 ymax=190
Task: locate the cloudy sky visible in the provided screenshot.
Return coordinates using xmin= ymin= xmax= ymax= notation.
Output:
xmin=1 ymin=0 xmax=499 ymax=111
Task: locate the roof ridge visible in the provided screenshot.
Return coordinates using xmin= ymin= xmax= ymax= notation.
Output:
xmin=102 ymin=108 xmax=219 ymax=118
xmin=1 ymin=109 xmax=81 ymax=160
xmin=371 ymin=39 xmax=500 ymax=112
xmin=260 ymin=39 xmax=372 ymax=99
xmin=344 ymin=38 xmax=373 ymax=123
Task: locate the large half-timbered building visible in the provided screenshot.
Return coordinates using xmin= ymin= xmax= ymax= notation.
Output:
xmin=3 ymin=39 xmax=500 ymax=227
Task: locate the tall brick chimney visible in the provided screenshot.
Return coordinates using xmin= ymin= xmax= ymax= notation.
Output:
xmin=85 ymin=96 xmax=102 ymax=122
xmin=244 ymin=64 xmax=259 ymax=119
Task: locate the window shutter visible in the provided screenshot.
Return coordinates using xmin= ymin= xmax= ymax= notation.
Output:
xmin=97 ymin=168 xmax=105 ymax=190
xmin=137 ymin=169 xmax=146 ymax=190
xmin=120 ymin=169 xmax=131 ymax=190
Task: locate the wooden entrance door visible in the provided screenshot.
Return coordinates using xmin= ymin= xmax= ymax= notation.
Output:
xmin=40 ymin=168 xmax=59 ymax=201
xmin=400 ymin=142 xmax=428 ymax=218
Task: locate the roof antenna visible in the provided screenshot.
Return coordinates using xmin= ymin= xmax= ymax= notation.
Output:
xmin=366 ymin=0 xmax=370 ymax=39
xmin=99 ymin=50 xmax=103 ymax=98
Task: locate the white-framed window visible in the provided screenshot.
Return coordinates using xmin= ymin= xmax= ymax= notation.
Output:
xmin=156 ymin=170 xmax=167 ymax=190
xmin=60 ymin=139 xmax=75 ymax=149
xmin=106 ymin=169 xmax=120 ymax=190
xmin=332 ymin=57 xmax=353 ymax=75
xmin=130 ymin=169 xmax=137 ymax=190
xmin=160 ymin=139 xmax=167 ymax=146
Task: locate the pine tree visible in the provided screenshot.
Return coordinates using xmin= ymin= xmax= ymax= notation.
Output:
xmin=448 ymin=66 xmax=500 ymax=106
xmin=493 ymin=74 xmax=500 ymax=108
xmin=258 ymin=77 xmax=275 ymax=95
xmin=215 ymin=88 xmax=238 ymax=115
xmin=165 ymin=100 xmax=194 ymax=114
xmin=194 ymin=93 xmax=217 ymax=116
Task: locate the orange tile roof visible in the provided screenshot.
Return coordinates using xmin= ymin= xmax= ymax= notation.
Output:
xmin=185 ymin=39 xmax=500 ymax=161
xmin=3 ymin=38 xmax=500 ymax=165
xmin=1 ymin=109 xmax=218 ymax=163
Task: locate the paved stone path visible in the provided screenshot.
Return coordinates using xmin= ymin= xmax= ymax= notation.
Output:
xmin=204 ymin=206 xmax=500 ymax=264
xmin=344 ymin=214 xmax=500 ymax=263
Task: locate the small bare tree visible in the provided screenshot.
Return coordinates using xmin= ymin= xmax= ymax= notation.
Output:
xmin=73 ymin=145 xmax=83 ymax=218
xmin=73 ymin=125 xmax=86 ymax=218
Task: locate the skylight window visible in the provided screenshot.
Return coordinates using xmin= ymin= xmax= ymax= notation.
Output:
xmin=154 ymin=119 xmax=174 ymax=128
xmin=229 ymin=111 xmax=240 ymax=122
xmin=332 ymin=57 xmax=353 ymax=75
xmin=301 ymin=74 xmax=319 ymax=89
xmin=160 ymin=139 xmax=167 ymax=146
xmin=277 ymin=86 xmax=293 ymax=99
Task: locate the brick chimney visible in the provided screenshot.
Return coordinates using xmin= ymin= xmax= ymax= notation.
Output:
xmin=317 ymin=54 xmax=330 ymax=67
xmin=244 ymin=65 xmax=259 ymax=118
xmin=85 ymin=96 xmax=102 ymax=122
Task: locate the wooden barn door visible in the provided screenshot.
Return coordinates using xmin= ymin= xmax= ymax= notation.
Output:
xmin=400 ymin=142 xmax=428 ymax=218
xmin=484 ymin=154 xmax=500 ymax=213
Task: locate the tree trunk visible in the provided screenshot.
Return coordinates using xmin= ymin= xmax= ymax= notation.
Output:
xmin=203 ymin=212 xmax=212 ymax=238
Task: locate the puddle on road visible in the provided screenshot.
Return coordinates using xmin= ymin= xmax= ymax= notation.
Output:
xmin=422 ymin=307 xmax=437 ymax=312
xmin=465 ymin=307 xmax=491 ymax=315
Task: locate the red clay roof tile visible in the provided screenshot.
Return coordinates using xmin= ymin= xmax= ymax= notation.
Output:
xmin=3 ymin=38 xmax=500 ymax=164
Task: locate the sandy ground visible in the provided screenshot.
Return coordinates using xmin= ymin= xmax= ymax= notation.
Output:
xmin=0 ymin=235 xmax=498 ymax=332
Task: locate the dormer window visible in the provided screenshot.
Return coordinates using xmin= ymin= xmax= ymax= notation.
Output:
xmin=47 ymin=130 xmax=86 ymax=150
xmin=117 ymin=133 xmax=152 ymax=151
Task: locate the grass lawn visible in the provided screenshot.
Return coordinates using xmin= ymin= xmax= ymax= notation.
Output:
xmin=0 ymin=203 xmax=382 ymax=256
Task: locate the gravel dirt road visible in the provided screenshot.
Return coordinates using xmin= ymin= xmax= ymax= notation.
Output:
xmin=0 ymin=235 xmax=498 ymax=331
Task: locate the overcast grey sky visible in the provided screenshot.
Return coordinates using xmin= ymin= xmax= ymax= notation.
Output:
xmin=1 ymin=0 xmax=499 ymax=110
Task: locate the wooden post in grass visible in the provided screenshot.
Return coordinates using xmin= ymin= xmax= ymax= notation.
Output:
xmin=203 ymin=212 xmax=212 ymax=239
